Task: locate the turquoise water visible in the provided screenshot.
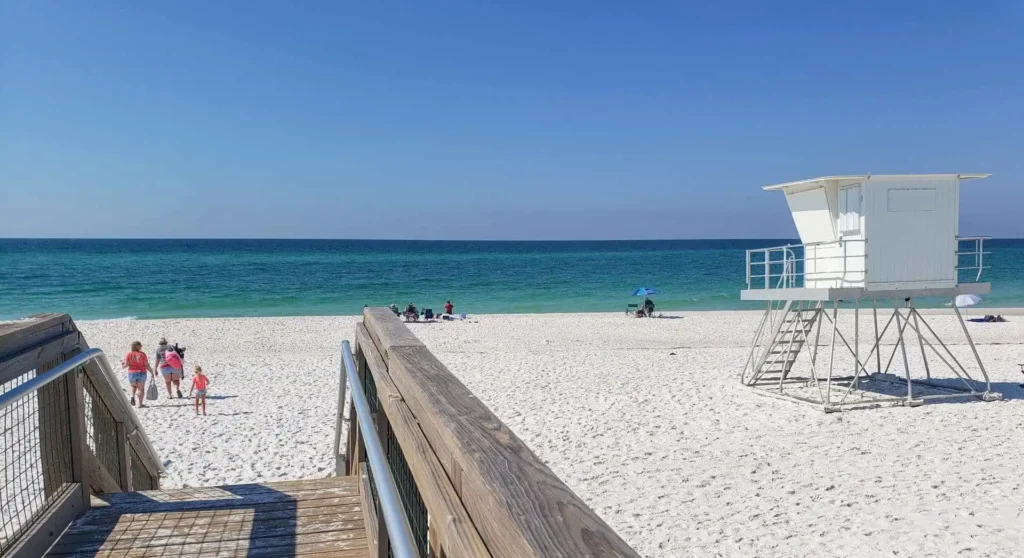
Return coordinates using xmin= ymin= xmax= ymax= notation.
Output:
xmin=2 ymin=239 xmax=1023 ymax=320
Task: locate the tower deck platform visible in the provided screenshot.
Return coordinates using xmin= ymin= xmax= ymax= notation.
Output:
xmin=741 ymin=282 xmax=990 ymax=302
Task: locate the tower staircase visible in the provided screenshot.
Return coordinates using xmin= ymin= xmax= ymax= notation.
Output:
xmin=744 ymin=301 xmax=822 ymax=388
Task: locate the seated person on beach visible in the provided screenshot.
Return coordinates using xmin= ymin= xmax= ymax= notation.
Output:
xmin=643 ymin=298 xmax=655 ymax=317
xmin=389 ymin=303 xmax=400 ymax=316
xmin=404 ymin=303 xmax=418 ymax=321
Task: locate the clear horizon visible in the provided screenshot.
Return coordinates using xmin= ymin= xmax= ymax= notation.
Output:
xmin=2 ymin=2 xmax=1021 ymax=240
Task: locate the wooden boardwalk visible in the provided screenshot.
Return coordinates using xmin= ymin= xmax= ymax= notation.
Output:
xmin=46 ymin=477 xmax=368 ymax=557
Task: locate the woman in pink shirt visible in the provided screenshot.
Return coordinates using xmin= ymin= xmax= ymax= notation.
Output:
xmin=122 ymin=341 xmax=153 ymax=408
xmin=161 ymin=346 xmax=185 ymax=399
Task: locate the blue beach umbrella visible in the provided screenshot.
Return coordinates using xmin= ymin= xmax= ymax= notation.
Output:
xmin=632 ymin=287 xmax=657 ymax=297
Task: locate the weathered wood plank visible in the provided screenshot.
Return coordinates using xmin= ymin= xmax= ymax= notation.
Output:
xmin=385 ymin=340 xmax=638 ymax=557
xmin=126 ymin=430 xmax=161 ymax=481
xmin=356 ymin=324 xmax=490 ymax=557
xmin=356 ymin=323 xmax=456 ymax=480
xmin=50 ymin=477 xmax=371 ymax=557
xmin=67 ymin=366 xmax=92 ymax=507
xmin=360 ymin=469 xmax=379 ymax=558
xmin=0 ymin=313 xmax=70 ymax=360
xmin=87 ymin=447 xmax=122 ymax=495
xmin=4 ymin=484 xmax=88 ymax=558
xmin=71 ymin=495 xmax=364 ymax=527
xmin=81 ymin=489 xmax=362 ymax=517
xmin=49 ymin=529 xmax=369 ymax=558
xmin=61 ymin=508 xmax=364 ymax=542
xmin=114 ymin=421 xmax=130 ymax=490
xmin=96 ymin=476 xmax=358 ymax=505
xmin=0 ymin=330 xmax=81 ymax=386
xmin=49 ymin=514 xmax=367 ymax=553
xmin=362 ymin=307 xmax=423 ymax=362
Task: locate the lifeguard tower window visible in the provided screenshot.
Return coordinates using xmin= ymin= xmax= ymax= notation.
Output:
xmin=839 ymin=183 xmax=862 ymax=235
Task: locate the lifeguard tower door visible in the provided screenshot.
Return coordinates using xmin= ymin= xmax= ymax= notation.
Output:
xmin=865 ymin=179 xmax=959 ymax=290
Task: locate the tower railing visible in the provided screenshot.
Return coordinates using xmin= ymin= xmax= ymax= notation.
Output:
xmin=746 ymin=240 xmax=867 ymax=290
xmin=956 ymin=236 xmax=990 ymax=283
xmin=747 ymin=237 xmax=990 ymax=291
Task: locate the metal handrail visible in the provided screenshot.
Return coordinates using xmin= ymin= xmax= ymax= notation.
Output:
xmin=0 ymin=347 xmax=163 ymax=473
xmin=746 ymin=240 xmax=868 ymax=289
xmin=341 ymin=340 xmax=418 ymax=558
xmin=956 ymin=236 xmax=990 ymax=283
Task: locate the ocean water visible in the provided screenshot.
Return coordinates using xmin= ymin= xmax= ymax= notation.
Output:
xmin=2 ymin=239 xmax=1023 ymax=320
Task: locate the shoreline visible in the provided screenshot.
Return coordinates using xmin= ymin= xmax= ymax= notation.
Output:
xmin=17 ymin=304 xmax=1020 ymax=324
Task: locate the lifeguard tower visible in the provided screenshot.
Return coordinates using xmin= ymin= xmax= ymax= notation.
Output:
xmin=740 ymin=174 xmax=1001 ymax=411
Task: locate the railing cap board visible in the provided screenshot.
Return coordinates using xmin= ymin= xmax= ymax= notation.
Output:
xmin=355 ymin=324 xmax=491 ymax=557
xmin=0 ymin=313 xmax=72 ymax=361
xmin=0 ymin=329 xmax=83 ymax=387
xmin=362 ymin=307 xmax=424 ymax=360
xmin=362 ymin=308 xmax=638 ymax=558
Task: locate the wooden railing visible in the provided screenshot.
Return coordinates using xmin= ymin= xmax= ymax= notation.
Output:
xmin=0 ymin=314 xmax=162 ymax=557
xmin=341 ymin=308 xmax=637 ymax=557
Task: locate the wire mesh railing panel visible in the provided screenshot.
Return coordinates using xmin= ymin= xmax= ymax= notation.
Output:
xmin=362 ymin=364 xmax=431 ymax=558
xmin=82 ymin=373 xmax=121 ymax=486
xmin=129 ymin=443 xmax=156 ymax=491
xmin=386 ymin=424 xmax=430 ymax=557
xmin=361 ymin=366 xmax=381 ymax=529
xmin=0 ymin=368 xmax=74 ymax=554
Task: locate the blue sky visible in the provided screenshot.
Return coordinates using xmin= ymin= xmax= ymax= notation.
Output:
xmin=2 ymin=1 xmax=1021 ymax=239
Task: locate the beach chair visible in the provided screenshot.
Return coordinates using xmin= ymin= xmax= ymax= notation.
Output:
xmin=626 ymin=303 xmax=639 ymax=315
xmin=424 ymin=308 xmax=435 ymax=320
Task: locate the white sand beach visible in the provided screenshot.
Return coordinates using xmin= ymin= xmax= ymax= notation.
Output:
xmin=78 ymin=311 xmax=1024 ymax=557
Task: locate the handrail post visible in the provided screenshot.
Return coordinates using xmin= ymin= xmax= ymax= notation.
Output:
xmin=977 ymin=238 xmax=984 ymax=282
xmin=115 ymin=421 xmax=131 ymax=490
xmin=334 ymin=345 xmax=349 ymax=477
xmin=66 ymin=365 xmax=91 ymax=507
xmin=764 ymin=249 xmax=769 ymax=289
xmin=745 ymin=249 xmax=751 ymax=289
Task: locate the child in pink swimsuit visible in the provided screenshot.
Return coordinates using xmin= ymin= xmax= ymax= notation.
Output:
xmin=189 ymin=366 xmax=210 ymax=416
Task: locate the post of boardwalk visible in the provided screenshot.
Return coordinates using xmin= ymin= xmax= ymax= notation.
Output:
xmin=346 ymin=307 xmax=639 ymax=557
xmin=740 ymin=173 xmax=1002 ymax=411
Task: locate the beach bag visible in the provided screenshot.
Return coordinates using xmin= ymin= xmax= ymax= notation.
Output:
xmin=146 ymin=378 xmax=159 ymax=401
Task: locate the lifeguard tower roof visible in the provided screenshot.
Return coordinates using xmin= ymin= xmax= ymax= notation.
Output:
xmin=764 ymin=174 xmax=990 ymax=192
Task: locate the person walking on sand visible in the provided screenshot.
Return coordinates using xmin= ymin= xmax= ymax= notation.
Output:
xmin=161 ymin=344 xmax=185 ymax=399
xmin=122 ymin=341 xmax=154 ymax=408
xmin=154 ymin=337 xmax=171 ymax=372
xmin=189 ymin=366 xmax=209 ymax=416
xmin=154 ymin=337 xmax=185 ymax=397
